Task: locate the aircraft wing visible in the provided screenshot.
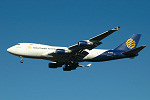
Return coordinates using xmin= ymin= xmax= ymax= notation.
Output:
xmin=67 ymin=26 xmax=120 ymax=62
xmin=68 ymin=26 xmax=120 ymax=51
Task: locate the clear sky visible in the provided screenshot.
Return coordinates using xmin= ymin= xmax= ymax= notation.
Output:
xmin=0 ymin=0 xmax=150 ymax=100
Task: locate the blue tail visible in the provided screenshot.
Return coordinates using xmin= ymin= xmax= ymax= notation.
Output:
xmin=115 ymin=34 xmax=141 ymax=51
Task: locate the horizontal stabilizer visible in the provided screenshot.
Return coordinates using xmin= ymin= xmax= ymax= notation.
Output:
xmin=122 ymin=46 xmax=146 ymax=56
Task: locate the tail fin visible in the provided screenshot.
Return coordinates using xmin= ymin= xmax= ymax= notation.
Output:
xmin=115 ymin=34 xmax=141 ymax=51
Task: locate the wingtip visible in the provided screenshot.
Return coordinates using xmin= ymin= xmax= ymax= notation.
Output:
xmin=115 ymin=26 xmax=120 ymax=30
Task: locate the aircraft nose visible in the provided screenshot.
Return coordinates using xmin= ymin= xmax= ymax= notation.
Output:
xmin=7 ymin=47 xmax=12 ymax=53
xmin=7 ymin=47 xmax=15 ymax=54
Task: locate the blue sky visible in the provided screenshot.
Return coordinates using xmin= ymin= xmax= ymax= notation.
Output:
xmin=0 ymin=0 xmax=150 ymax=100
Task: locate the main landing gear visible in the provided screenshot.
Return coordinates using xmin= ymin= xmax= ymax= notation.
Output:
xmin=20 ymin=56 xmax=23 ymax=63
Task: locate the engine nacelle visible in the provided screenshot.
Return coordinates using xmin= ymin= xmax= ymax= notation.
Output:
xmin=56 ymin=49 xmax=65 ymax=53
xmin=49 ymin=62 xmax=63 ymax=68
xmin=56 ymin=49 xmax=71 ymax=54
xmin=78 ymin=40 xmax=93 ymax=46
xmin=63 ymin=63 xmax=78 ymax=71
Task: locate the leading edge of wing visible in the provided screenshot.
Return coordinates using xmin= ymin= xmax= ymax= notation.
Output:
xmin=68 ymin=26 xmax=120 ymax=50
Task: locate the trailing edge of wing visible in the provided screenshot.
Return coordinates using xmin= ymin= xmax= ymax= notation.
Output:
xmin=122 ymin=45 xmax=146 ymax=56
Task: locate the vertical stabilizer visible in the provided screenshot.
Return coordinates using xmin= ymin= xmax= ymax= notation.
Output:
xmin=115 ymin=34 xmax=141 ymax=51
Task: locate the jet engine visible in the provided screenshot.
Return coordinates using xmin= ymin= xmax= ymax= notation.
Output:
xmin=78 ymin=40 xmax=93 ymax=46
xmin=56 ymin=49 xmax=71 ymax=54
xmin=63 ymin=63 xmax=78 ymax=71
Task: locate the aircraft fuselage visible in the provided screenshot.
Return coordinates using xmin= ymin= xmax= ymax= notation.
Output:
xmin=7 ymin=43 xmax=128 ymax=63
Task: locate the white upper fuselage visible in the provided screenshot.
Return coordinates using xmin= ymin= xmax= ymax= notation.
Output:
xmin=7 ymin=43 xmax=107 ymax=62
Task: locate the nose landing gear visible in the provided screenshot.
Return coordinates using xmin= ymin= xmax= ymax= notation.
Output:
xmin=20 ymin=56 xmax=23 ymax=63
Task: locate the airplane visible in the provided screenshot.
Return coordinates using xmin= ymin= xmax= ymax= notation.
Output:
xmin=7 ymin=26 xmax=146 ymax=71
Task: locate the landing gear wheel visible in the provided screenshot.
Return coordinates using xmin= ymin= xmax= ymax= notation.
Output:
xmin=21 ymin=60 xmax=23 ymax=63
xmin=20 ymin=56 xmax=23 ymax=63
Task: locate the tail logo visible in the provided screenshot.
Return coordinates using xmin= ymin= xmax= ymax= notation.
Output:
xmin=126 ymin=38 xmax=136 ymax=49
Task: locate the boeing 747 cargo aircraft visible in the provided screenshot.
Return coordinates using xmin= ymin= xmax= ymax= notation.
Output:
xmin=7 ymin=26 xmax=146 ymax=71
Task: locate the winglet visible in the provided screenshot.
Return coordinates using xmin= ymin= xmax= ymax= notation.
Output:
xmin=115 ymin=26 xmax=120 ymax=30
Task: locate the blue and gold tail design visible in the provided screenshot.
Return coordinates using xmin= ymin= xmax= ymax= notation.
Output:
xmin=115 ymin=34 xmax=141 ymax=51
xmin=90 ymin=34 xmax=145 ymax=62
